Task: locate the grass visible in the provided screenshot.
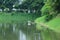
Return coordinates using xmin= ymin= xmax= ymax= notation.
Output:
xmin=35 ymin=15 xmax=60 ymax=32
xmin=0 ymin=12 xmax=37 ymax=23
xmin=46 ymin=17 xmax=60 ymax=32
xmin=35 ymin=15 xmax=46 ymax=30
xmin=35 ymin=15 xmax=60 ymax=40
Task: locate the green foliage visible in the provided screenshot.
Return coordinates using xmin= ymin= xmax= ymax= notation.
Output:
xmin=46 ymin=17 xmax=60 ymax=32
xmin=35 ymin=15 xmax=46 ymax=30
xmin=40 ymin=0 xmax=60 ymax=21
xmin=41 ymin=0 xmax=55 ymax=15
xmin=35 ymin=0 xmax=60 ymax=40
xmin=19 ymin=0 xmax=44 ymax=14
xmin=0 ymin=12 xmax=37 ymax=23
xmin=35 ymin=0 xmax=60 ymax=32
xmin=0 ymin=0 xmax=19 ymax=11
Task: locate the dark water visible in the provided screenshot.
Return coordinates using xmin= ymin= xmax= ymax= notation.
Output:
xmin=0 ymin=23 xmax=41 ymax=40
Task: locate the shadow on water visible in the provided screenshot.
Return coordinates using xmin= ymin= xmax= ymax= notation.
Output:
xmin=0 ymin=22 xmax=41 ymax=40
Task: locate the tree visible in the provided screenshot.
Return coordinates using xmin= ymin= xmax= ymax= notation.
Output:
xmin=18 ymin=0 xmax=44 ymax=14
xmin=0 ymin=0 xmax=19 ymax=11
xmin=41 ymin=0 xmax=60 ymax=21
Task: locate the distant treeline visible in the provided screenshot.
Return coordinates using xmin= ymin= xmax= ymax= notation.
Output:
xmin=0 ymin=0 xmax=44 ymax=13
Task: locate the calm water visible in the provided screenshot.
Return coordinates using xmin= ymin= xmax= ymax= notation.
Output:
xmin=0 ymin=23 xmax=41 ymax=40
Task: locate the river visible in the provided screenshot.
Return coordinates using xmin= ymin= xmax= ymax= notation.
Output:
xmin=0 ymin=23 xmax=41 ymax=40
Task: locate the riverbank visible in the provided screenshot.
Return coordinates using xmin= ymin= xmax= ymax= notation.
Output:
xmin=0 ymin=12 xmax=38 ymax=23
xmin=35 ymin=15 xmax=60 ymax=32
xmin=35 ymin=15 xmax=60 ymax=40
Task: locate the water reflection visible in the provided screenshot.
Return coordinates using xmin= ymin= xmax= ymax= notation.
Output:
xmin=13 ymin=24 xmax=16 ymax=32
xmin=19 ymin=30 xmax=26 ymax=40
xmin=0 ymin=23 xmax=41 ymax=40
